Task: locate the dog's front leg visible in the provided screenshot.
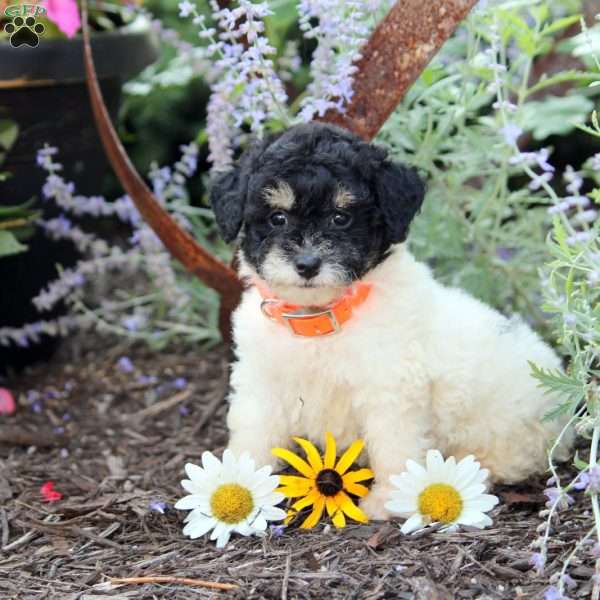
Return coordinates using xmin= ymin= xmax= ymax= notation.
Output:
xmin=357 ymin=389 xmax=432 ymax=521
xmin=226 ymin=378 xmax=291 ymax=468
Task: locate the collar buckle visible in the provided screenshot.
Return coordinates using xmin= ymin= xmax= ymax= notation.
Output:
xmin=281 ymin=307 xmax=341 ymax=337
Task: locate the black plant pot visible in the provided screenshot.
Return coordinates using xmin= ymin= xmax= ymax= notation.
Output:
xmin=0 ymin=21 xmax=159 ymax=374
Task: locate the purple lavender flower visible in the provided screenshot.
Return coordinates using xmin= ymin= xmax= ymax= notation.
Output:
xmin=529 ymin=172 xmax=553 ymax=191
xmin=269 ymin=524 xmax=285 ymax=538
xmin=544 ymin=486 xmax=574 ymax=510
xmin=137 ymin=374 xmax=158 ymax=385
xmin=117 ymin=356 xmax=135 ymax=373
xmin=178 ymin=1 xmax=195 ymax=17
xmin=587 ymin=466 xmax=600 ymax=493
xmin=149 ymin=501 xmax=168 ymax=514
xmin=561 ymin=574 xmax=577 ymax=591
xmin=544 ymin=587 xmax=570 ymax=600
xmin=529 ymin=552 xmax=545 ymax=573
xmin=500 ymin=123 xmax=523 ymax=146
xmin=495 ymin=247 xmax=517 ymax=262
xmin=178 ymin=405 xmax=191 ymax=416
xmin=573 ymin=471 xmax=589 ymax=490
xmin=535 ymin=148 xmax=555 ymax=173
xmin=173 ymin=377 xmax=188 ymax=390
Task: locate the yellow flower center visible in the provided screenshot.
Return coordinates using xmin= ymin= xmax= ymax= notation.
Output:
xmin=210 ymin=483 xmax=254 ymax=524
xmin=418 ymin=483 xmax=463 ymax=524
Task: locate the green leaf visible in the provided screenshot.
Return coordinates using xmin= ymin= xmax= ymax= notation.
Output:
xmin=0 ymin=198 xmax=37 ymax=218
xmin=521 ymin=95 xmax=595 ymax=140
xmin=574 ymin=451 xmax=589 ymax=471
xmin=530 ymin=361 xmax=585 ymax=406
xmin=541 ymin=15 xmax=582 ymax=37
xmin=0 ymin=230 xmax=28 ymax=257
xmin=527 ymin=70 xmax=600 ymax=96
xmin=0 ymin=119 xmax=18 ymax=152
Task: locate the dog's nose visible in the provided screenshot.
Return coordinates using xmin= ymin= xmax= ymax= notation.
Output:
xmin=294 ymin=254 xmax=322 ymax=279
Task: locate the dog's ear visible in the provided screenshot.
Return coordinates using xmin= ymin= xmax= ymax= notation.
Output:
xmin=374 ymin=160 xmax=426 ymax=243
xmin=209 ymin=133 xmax=284 ymax=243
xmin=209 ymin=167 xmax=247 ymax=243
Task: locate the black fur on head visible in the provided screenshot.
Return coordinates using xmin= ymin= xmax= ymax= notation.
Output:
xmin=209 ymin=122 xmax=425 ymax=301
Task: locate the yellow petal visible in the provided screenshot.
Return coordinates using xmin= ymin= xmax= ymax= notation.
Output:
xmin=300 ymin=495 xmax=325 ymax=529
xmin=279 ymin=475 xmax=312 ymax=487
xmin=326 ymin=496 xmax=346 ymax=528
xmin=335 ymin=439 xmax=365 ymax=475
xmin=272 ymin=447 xmax=316 ymax=479
xmin=292 ymin=437 xmax=323 ymax=472
xmin=284 ymin=511 xmax=295 ymax=525
xmin=344 ymin=481 xmax=369 ymax=497
xmin=343 ymin=468 xmax=374 ymax=484
xmin=337 ymin=491 xmax=369 ymax=524
xmin=277 ymin=483 xmax=313 ymax=498
xmin=323 ymin=432 xmax=336 ymax=469
xmin=277 ymin=476 xmax=314 ymax=497
xmin=291 ymin=488 xmax=320 ymax=512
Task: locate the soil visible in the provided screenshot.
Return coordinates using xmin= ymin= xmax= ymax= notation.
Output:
xmin=0 ymin=333 xmax=596 ymax=600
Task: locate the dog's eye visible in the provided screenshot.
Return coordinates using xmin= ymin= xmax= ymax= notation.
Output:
xmin=331 ymin=211 xmax=353 ymax=229
xmin=269 ymin=211 xmax=288 ymax=228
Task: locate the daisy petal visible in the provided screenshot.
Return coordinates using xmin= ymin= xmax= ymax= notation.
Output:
xmin=400 ymin=513 xmax=424 ymax=534
xmin=385 ymin=498 xmax=417 ymax=515
xmin=335 ymin=439 xmax=365 ymax=475
xmin=201 ymin=451 xmax=222 ymax=476
xmin=184 ymin=463 xmax=206 ymax=482
xmin=174 ymin=494 xmax=206 ymax=510
xmin=261 ymin=505 xmax=287 ymax=521
xmin=272 ymin=447 xmax=316 ymax=479
xmin=251 ymin=513 xmax=268 ymax=531
xmin=183 ymin=515 xmax=216 ymax=539
xmin=426 ymin=449 xmax=445 ymax=480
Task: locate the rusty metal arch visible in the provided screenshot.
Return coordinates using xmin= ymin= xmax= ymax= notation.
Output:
xmin=81 ymin=0 xmax=478 ymax=341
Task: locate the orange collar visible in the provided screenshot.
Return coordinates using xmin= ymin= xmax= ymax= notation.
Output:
xmin=256 ymin=282 xmax=371 ymax=337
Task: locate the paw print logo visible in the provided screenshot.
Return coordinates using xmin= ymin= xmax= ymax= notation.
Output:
xmin=4 ymin=16 xmax=45 ymax=48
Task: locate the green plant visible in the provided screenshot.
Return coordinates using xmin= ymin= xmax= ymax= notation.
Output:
xmin=378 ymin=1 xmax=598 ymax=339
xmin=0 ymin=118 xmax=38 ymax=258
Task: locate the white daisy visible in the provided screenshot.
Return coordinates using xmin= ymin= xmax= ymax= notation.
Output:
xmin=175 ymin=450 xmax=286 ymax=548
xmin=385 ymin=449 xmax=499 ymax=534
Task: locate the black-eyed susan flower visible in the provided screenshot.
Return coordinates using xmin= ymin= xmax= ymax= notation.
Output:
xmin=175 ymin=450 xmax=286 ymax=547
xmin=385 ymin=449 xmax=499 ymax=534
xmin=272 ymin=432 xmax=374 ymax=528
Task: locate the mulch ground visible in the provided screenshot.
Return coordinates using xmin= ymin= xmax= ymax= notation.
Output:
xmin=0 ymin=333 xmax=596 ymax=600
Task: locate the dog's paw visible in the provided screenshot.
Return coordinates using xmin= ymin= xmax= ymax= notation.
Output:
xmin=360 ymin=484 xmax=394 ymax=521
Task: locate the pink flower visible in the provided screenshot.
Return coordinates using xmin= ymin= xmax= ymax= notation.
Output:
xmin=40 ymin=481 xmax=63 ymax=503
xmin=43 ymin=0 xmax=81 ymax=38
xmin=0 ymin=388 xmax=16 ymax=415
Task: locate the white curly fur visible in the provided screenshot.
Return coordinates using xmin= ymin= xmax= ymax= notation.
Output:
xmin=226 ymin=245 xmax=572 ymax=519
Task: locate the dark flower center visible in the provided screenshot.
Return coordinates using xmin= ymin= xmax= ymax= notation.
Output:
xmin=316 ymin=469 xmax=343 ymax=496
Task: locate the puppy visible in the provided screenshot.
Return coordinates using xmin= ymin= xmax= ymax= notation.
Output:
xmin=210 ymin=122 xmax=571 ymax=519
